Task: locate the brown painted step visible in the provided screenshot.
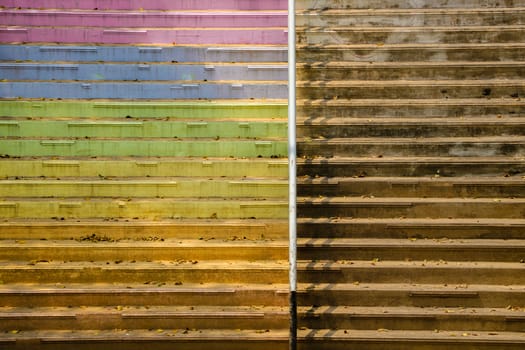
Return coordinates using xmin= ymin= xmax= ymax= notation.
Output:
xmin=297 ymin=62 xmax=525 ymax=81
xmin=0 ymin=283 xmax=288 ymax=307
xmin=297 ymin=137 xmax=525 ymax=158
xmin=0 ymin=219 xmax=287 ymax=240
xmin=297 ymin=25 xmax=525 ymax=45
xmin=298 ymin=260 xmax=525 ymax=284
xmin=298 ymin=283 xmax=525 ymax=308
xmin=297 ymin=176 xmax=525 ymax=197
xmin=299 ymin=306 xmax=525 ymax=332
xmin=0 ymin=305 xmax=288 ymax=331
xmin=297 ymin=196 xmax=525 ymax=219
xmin=0 ymin=329 xmax=288 ymax=350
xmin=297 ymin=43 xmax=525 ymax=63
xmin=297 ymin=238 xmax=525 ymax=262
xmin=297 ymin=98 xmax=525 ymax=119
xmin=297 ymin=80 xmax=525 ymax=99
xmin=297 ymin=218 xmax=525 ymax=239
xmin=296 ymin=0 xmax=525 ymax=9
xmin=296 ymin=156 xmax=525 ymax=177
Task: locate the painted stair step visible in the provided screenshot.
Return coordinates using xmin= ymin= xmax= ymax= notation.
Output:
xmin=0 ymin=218 xmax=288 ymax=240
xmin=0 ymin=282 xmax=289 ymax=307
xmin=1 ymin=0 xmax=288 ymax=11
xmin=297 ymin=137 xmax=525 ymax=157
xmin=298 ymin=260 xmax=525 ymax=285
xmin=0 ymin=328 xmax=289 ymax=350
xmin=296 ymin=26 xmax=525 ymax=45
xmin=297 ymin=196 xmax=525 ymax=219
xmin=0 ymin=158 xmax=288 ymax=177
xmin=297 ymin=238 xmax=525 ymax=262
xmin=0 ymin=120 xmax=288 ymax=138
xmin=297 ymin=217 xmax=525 ymax=239
xmin=299 ymin=306 xmax=525 ymax=332
xmin=0 ymin=305 xmax=288 ymax=331
xmin=0 ymin=198 xmax=288 ymax=219
xmin=0 ymin=239 xmax=288 ymax=261
xmin=1 ymin=10 xmax=287 ymax=28
xmin=0 ymin=27 xmax=288 ymax=45
xmin=297 ymin=177 xmax=525 ymax=197
xmin=0 ymin=63 xmax=288 ymax=82
xmin=0 ymin=260 xmax=288 ymax=284
xmin=297 ymin=8 xmax=525 ymax=27
xmin=0 ymin=81 xmax=288 ymax=99
xmin=0 ymin=139 xmax=287 ymax=157
xmin=297 ymin=283 xmax=525 ymax=308
xmin=0 ymin=44 xmax=288 ymax=63
xmin=297 ymin=79 xmax=525 ymax=99
xmin=296 ymin=98 xmax=525 ymax=118
xmin=0 ymin=100 xmax=288 ymax=119
xmin=297 ymin=43 xmax=525 ymax=63
xmin=297 ymin=62 xmax=525 ymax=81
xmin=296 ymin=0 xmax=525 ymax=9
xmin=0 ymin=178 xmax=288 ymax=198
xmin=296 ymin=156 xmax=525 ymax=177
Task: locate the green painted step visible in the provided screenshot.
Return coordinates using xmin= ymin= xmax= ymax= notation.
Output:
xmin=0 ymin=198 xmax=288 ymax=219
xmin=0 ymin=119 xmax=287 ymax=138
xmin=0 ymin=139 xmax=287 ymax=157
xmin=0 ymin=178 xmax=288 ymax=198
xmin=0 ymin=158 xmax=288 ymax=177
xmin=0 ymin=100 xmax=287 ymax=119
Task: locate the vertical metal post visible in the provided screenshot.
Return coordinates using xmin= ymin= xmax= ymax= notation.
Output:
xmin=288 ymin=0 xmax=297 ymax=349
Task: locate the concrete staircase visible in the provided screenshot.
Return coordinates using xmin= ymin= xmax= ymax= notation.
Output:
xmin=0 ymin=1 xmax=290 ymax=348
xmin=296 ymin=0 xmax=525 ymax=348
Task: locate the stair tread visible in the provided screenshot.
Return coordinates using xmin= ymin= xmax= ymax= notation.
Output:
xmin=298 ymin=217 xmax=525 ymax=226
xmin=298 ymin=283 xmax=525 ymax=292
xmin=297 ymin=238 xmax=525 ymax=248
xmin=298 ymin=8 xmax=525 ymax=15
xmin=298 ymin=156 xmax=525 ymax=163
xmin=297 ymin=24 xmax=525 ymax=31
xmin=298 ymin=176 xmax=525 ymax=184
xmin=298 ymin=196 xmax=525 ymax=203
xmin=297 ymin=78 xmax=525 ymax=86
xmin=297 ymin=117 xmax=525 ymax=125
xmin=298 ymin=260 xmax=525 ymax=269
xmin=299 ymin=306 xmax=525 ymax=317
xmin=298 ymin=61 xmax=525 ymax=68
xmin=297 ymin=98 xmax=525 ymax=106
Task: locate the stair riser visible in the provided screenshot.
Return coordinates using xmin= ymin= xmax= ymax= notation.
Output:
xmin=0 ymin=45 xmax=288 ymax=63
xmin=297 ymin=124 xmax=525 ymax=138
xmin=297 ymin=29 xmax=524 ymax=45
xmin=297 ymin=202 xmax=525 ymax=219
xmin=298 ymin=47 xmax=525 ymax=63
xmin=0 ymin=269 xmax=288 ymax=284
xmin=299 ymin=268 xmax=525 ymax=284
xmin=296 ymin=0 xmax=525 ymax=9
xmin=0 ymin=247 xmax=287 ymax=261
xmin=0 ymin=182 xmax=287 ymax=198
xmin=297 ymin=162 xmax=524 ymax=178
xmin=297 ymin=85 xmax=524 ymax=100
xmin=298 ymin=12 xmax=525 ymax=27
xmin=0 ymin=200 xmax=288 ymax=219
xmin=1 ymin=121 xmax=287 ymax=139
xmin=0 ymin=64 xmax=287 ymax=82
xmin=297 ymin=183 xmax=525 ymax=198
xmin=1 ymin=82 xmax=288 ymax=100
xmin=297 ymin=142 xmax=525 ymax=158
xmin=1 ymin=290 xmax=288 ymax=307
xmin=1 ymin=140 xmax=287 ymax=158
xmin=298 ymin=66 xmax=525 ymax=81
xmin=300 ymin=315 xmax=525 ymax=332
xmin=0 ymin=160 xmax=289 ymax=178
xmin=298 ymin=222 xmax=525 ymax=240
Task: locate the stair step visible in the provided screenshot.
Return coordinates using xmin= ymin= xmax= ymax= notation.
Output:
xmin=299 ymin=306 xmax=525 ymax=332
xmin=0 ymin=178 xmax=287 ymax=198
xmin=297 ymin=218 xmax=525 ymax=239
xmin=297 ymin=238 xmax=525 ymax=262
xmin=0 ymin=260 xmax=288 ymax=284
xmin=297 ymin=156 xmax=525 ymax=177
xmin=297 ymin=196 xmax=525 ymax=219
xmin=0 ymin=219 xmax=287 ymax=241
xmin=0 ymin=305 xmax=288 ymax=331
xmin=297 ymin=177 xmax=525 ymax=197
xmin=298 ymin=283 xmax=525 ymax=308
xmin=0 ymin=283 xmax=289 ymax=307
xmin=296 ymin=0 xmax=525 ymax=9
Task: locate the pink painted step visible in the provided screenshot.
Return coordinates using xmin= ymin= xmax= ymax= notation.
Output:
xmin=0 ymin=10 xmax=287 ymax=28
xmin=0 ymin=27 xmax=288 ymax=45
xmin=0 ymin=0 xmax=287 ymax=10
